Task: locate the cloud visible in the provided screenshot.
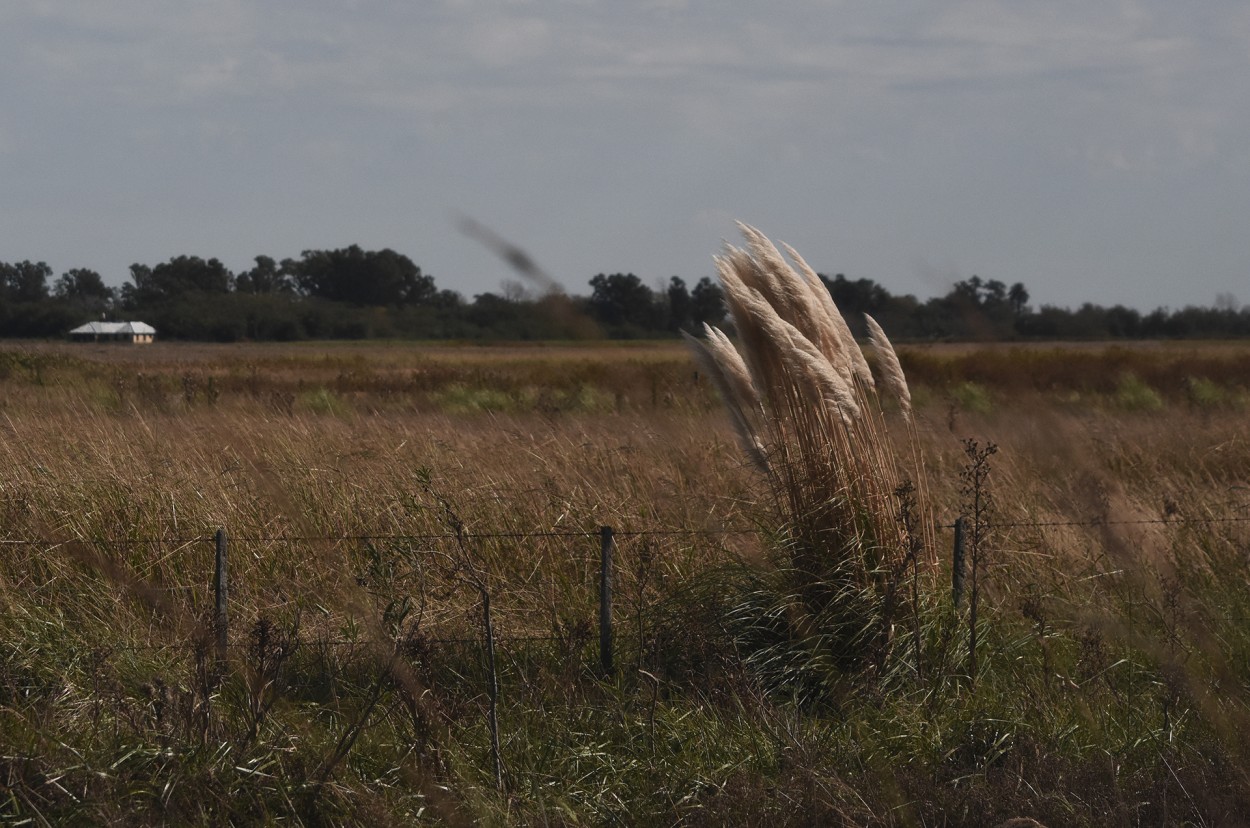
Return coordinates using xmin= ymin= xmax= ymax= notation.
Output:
xmin=178 ymin=57 xmax=244 ymax=96
xmin=1 ymin=0 xmax=1248 ymax=308
xmin=461 ymin=16 xmax=553 ymax=66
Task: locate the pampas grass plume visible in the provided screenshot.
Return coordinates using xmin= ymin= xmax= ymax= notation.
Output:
xmin=864 ymin=314 xmax=912 ymax=421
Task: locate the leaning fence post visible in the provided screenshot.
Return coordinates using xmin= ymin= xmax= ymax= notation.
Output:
xmin=214 ymin=527 xmax=229 ymax=663
xmin=952 ymin=516 xmax=967 ymax=609
xmin=599 ymin=525 xmax=615 ymax=676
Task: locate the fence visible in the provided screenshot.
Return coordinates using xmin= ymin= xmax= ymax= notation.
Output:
xmin=3 ymin=512 xmax=1249 ymax=672
xmin=0 ymin=524 xmax=760 ymax=679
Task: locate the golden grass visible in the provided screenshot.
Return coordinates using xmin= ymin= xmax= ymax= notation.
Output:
xmin=3 ymin=335 xmax=1250 ymax=823
xmin=0 ymin=404 xmax=763 ymax=641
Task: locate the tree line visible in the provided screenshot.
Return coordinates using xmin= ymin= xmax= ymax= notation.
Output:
xmin=2 ymin=248 xmax=1248 ymax=341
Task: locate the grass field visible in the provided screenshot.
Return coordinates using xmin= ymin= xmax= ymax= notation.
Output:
xmin=2 ymin=338 xmax=1249 ymax=825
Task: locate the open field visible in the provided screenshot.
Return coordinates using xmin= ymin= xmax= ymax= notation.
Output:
xmin=2 ymin=339 xmax=1250 ymax=825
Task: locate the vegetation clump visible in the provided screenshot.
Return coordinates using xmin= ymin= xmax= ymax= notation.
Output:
xmin=686 ymin=225 xmax=933 ymax=692
xmin=1114 ymin=372 xmax=1165 ymax=412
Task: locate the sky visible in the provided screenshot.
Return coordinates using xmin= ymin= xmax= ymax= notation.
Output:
xmin=2 ymin=1 xmax=1248 ymax=311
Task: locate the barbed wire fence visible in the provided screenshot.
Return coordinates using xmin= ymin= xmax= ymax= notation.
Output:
xmin=4 ymin=501 xmax=1248 ymax=804
xmin=3 ymin=511 xmax=1250 ymax=663
xmin=8 ymin=511 xmax=1250 ymax=550
xmin=0 ymin=525 xmax=747 ymax=674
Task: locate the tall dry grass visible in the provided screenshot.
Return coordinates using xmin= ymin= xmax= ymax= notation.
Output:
xmin=686 ymin=224 xmax=932 ymax=678
xmin=4 ymin=330 xmax=1250 ymax=823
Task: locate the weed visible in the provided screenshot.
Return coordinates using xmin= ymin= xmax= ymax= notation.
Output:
xmin=1114 ymin=372 xmax=1164 ymax=411
xmin=300 ymin=386 xmax=351 ymax=416
xmin=431 ymin=383 xmax=516 ymax=413
xmin=959 ymin=438 xmax=997 ymax=688
xmin=1184 ymin=375 xmax=1228 ymax=410
xmin=951 ymin=380 xmax=993 ymax=413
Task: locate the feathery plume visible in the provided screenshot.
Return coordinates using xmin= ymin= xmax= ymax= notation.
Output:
xmin=683 ymin=329 xmax=770 ymax=473
xmin=864 ymin=314 xmax=912 ymax=420
xmin=780 ymin=242 xmax=875 ymax=390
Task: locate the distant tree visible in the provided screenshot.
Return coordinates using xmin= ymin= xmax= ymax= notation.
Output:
xmin=821 ymin=273 xmax=891 ymax=318
xmin=0 ymin=260 xmax=77 ymax=337
xmin=1 ymin=260 xmax=52 ymax=302
xmin=690 ymin=276 xmax=726 ymax=327
xmin=121 ymin=264 xmax=152 ymax=308
xmin=53 ymin=268 xmax=112 ymax=302
xmin=1104 ymin=305 xmax=1142 ymax=338
xmin=935 ymin=275 xmax=1018 ymax=339
xmin=816 ymin=273 xmax=897 ymax=336
xmin=500 ymin=279 xmax=531 ymax=303
xmin=1008 ymin=282 xmax=1030 ymax=317
xmin=1070 ymin=303 xmax=1115 ymax=338
xmin=1014 ymin=305 xmax=1061 ymax=338
xmin=588 ymin=273 xmax=661 ymax=331
xmin=951 ymin=274 xmax=983 ymax=305
xmin=467 ymin=292 xmax=517 ymax=327
xmin=235 ymin=255 xmax=293 ymax=294
xmin=430 ymin=289 xmax=464 ymax=310
xmin=666 ymin=276 xmax=692 ymax=331
xmin=53 ymin=268 xmax=115 ymax=316
xmin=165 ymin=256 xmax=233 ymax=294
xmin=289 ymin=245 xmax=436 ymax=306
xmin=122 ymin=255 xmax=233 ymax=307
xmin=983 ymin=278 xmax=1008 ymax=305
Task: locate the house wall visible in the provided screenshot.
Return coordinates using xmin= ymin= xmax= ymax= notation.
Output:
xmin=68 ymin=332 xmax=156 ymax=344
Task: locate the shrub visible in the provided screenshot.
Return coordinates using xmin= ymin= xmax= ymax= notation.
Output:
xmin=951 ymin=381 xmax=993 ymax=413
xmin=432 ymin=384 xmax=516 ymax=413
xmin=1114 ymin=372 xmax=1164 ymax=411
xmin=301 ymin=387 xmax=352 ymax=416
xmin=1185 ymin=376 xmax=1227 ymax=409
xmin=686 ymin=224 xmax=933 ymax=686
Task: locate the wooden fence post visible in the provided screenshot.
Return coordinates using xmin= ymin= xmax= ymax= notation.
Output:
xmin=952 ymin=516 xmax=967 ymax=609
xmin=599 ymin=525 xmax=615 ymax=676
xmin=481 ymin=588 xmax=505 ymax=792
xmin=214 ymin=527 xmax=229 ymax=663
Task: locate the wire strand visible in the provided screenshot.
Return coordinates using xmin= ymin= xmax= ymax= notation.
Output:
xmin=1 ymin=513 xmax=1247 ymax=548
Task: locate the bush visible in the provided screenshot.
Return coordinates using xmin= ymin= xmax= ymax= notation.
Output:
xmin=687 ymin=225 xmax=933 ymax=689
xmin=1115 ymin=372 xmax=1164 ymax=411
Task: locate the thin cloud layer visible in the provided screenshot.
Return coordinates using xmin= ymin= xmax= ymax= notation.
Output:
xmin=1 ymin=1 xmax=1247 ymax=308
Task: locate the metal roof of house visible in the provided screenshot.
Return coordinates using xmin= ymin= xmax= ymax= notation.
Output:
xmin=68 ymin=321 xmax=157 ymax=335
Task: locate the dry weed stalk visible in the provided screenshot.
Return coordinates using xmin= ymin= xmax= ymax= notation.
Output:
xmin=688 ymin=224 xmax=934 ymax=667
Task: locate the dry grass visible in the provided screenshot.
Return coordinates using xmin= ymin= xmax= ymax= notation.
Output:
xmin=2 ymin=333 xmax=1250 ymax=824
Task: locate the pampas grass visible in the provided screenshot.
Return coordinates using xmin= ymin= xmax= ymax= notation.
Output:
xmin=689 ymin=224 xmax=933 ymax=676
xmin=865 ymin=314 xmax=911 ymax=421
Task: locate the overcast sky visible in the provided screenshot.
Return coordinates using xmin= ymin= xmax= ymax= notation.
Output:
xmin=2 ymin=1 xmax=1248 ymax=310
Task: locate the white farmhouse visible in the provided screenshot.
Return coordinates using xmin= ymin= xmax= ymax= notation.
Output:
xmin=68 ymin=321 xmax=157 ymax=344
